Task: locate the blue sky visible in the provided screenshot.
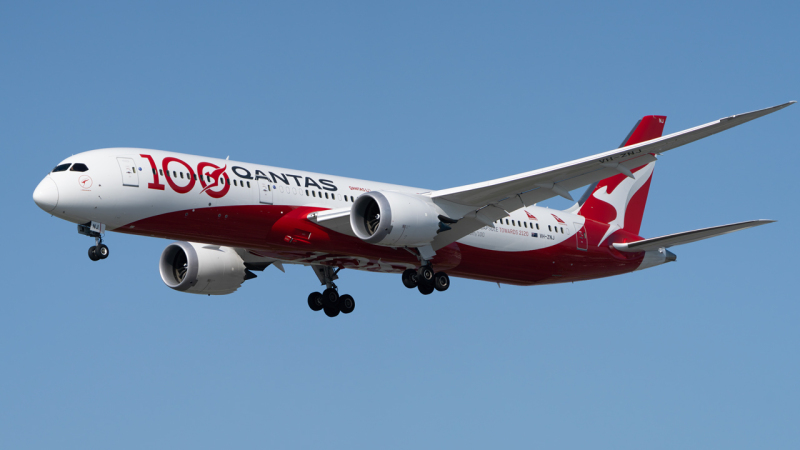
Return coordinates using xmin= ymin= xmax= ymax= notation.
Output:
xmin=2 ymin=1 xmax=798 ymax=448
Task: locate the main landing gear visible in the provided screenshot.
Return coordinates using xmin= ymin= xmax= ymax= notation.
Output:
xmin=308 ymin=265 xmax=355 ymax=318
xmin=402 ymin=266 xmax=450 ymax=295
xmin=79 ymin=222 xmax=109 ymax=261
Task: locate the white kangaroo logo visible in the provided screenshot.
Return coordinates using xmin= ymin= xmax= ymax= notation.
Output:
xmin=592 ymin=162 xmax=655 ymax=244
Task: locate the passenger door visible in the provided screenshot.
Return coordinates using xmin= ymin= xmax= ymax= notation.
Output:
xmin=258 ymin=180 xmax=273 ymax=204
xmin=575 ymin=222 xmax=588 ymax=251
xmin=117 ymin=157 xmax=139 ymax=187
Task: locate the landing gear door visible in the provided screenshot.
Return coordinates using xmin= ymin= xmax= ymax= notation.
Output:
xmin=117 ymin=157 xmax=139 ymax=187
xmin=575 ymin=222 xmax=588 ymax=251
xmin=258 ymin=180 xmax=273 ymax=204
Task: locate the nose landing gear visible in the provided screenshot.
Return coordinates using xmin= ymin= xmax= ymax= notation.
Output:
xmin=79 ymin=222 xmax=109 ymax=261
xmin=88 ymin=243 xmax=109 ymax=261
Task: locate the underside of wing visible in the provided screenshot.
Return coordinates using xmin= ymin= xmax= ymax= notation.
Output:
xmin=307 ymin=207 xmax=356 ymax=237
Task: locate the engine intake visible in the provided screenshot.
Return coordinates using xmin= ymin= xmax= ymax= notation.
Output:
xmin=159 ymin=242 xmax=248 ymax=295
xmin=350 ymin=191 xmax=441 ymax=247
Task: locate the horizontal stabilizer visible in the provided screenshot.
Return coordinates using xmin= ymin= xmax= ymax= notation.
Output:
xmin=612 ymin=220 xmax=775 ymax=252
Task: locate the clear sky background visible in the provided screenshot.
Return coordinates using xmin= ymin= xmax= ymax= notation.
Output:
xmin=2 ymin=1 xmax=798 ymax=448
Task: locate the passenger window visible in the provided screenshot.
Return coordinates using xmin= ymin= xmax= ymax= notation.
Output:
xmin=159 ymin=169 xmax=163 ymax=176
xmin=548 ymin=225 xmax=552 ymax=231
xmin=172 ymin=171 xmax=177 ymax=178
xmin=325 ymin=192 xmax=329 ymax=199
xmin=192 ymin=174 xmax=196 ymax=180
xmin=312 ymin=191 xmax=316 ymax=197
xmin=561 ymin=227 xmax=564 ymax=233
xmin=536 ymin=223 xmax=540 ymax=230
xmin=233 ymin=179 xmax=237 ymax=186
xmin=331 ymin=193 xmax=335 ymax=200
xmin=52 ymin=163 xmax=71 ymax=172
xmin=70 ymin=163 xmax=89 ymax=172
xmin=152 ymin=169 xmax=157 ymax=175
xmin=524 ymin=222 xmax=527 ymax=228
xmin=247 ymin=181 xmax=250 ymax=188
xmin=350 ymin=196 xmax=354 ymax=202
xmin=305 ymin=189 xmax=309 ymax=196
xmin=505 ymin=219 xmax=509 ymax=225
xmin=511 ymin=220 xmax=515 ymax=226
xmin=180 ymin=172 xmax=184 ymax=179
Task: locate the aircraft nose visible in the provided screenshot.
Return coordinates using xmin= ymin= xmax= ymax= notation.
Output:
xmin=33 ymin=176 xmax=59 ymax=212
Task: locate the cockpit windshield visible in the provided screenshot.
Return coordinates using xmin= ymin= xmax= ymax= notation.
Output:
xmin=52 ymin=163 xmax=71 ymax=172
xmin=70 ymin=163 xmax=89 ymax=172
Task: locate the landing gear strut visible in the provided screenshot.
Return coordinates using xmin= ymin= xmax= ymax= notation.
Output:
xmin=79 ymin=222 xmax=109 ymax=261
xmin=308 ymin=265 xmax=355 ymax=317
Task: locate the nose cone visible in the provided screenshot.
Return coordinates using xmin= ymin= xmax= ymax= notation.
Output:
xmin=33 ymin=177 xmax=59 ymax=212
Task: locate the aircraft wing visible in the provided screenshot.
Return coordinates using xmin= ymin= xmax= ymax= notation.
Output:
xmin=429 ymin=101 xmax=794 ymax=250
xmin=612 ymin=220 xmax=774 ymax=252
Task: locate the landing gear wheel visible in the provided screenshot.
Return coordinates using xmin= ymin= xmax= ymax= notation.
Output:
xmin=308 ymin=292 xmax=323 ymax=311
xmin=322 ymin=288 xmax=339 ymax=306
xmin=418 ymin=266 xmax=435 ymax=286
xmin=88 ymin=246 xmax=100 ymax=261
xmin=340 ymin=295 xmax=355 ymax=314
xmin=323 ymin=304 xmax=340 ymax=317
xmin=96 ymin=244 xmax=109 ymax=259
xmin=434 ymin=272 xmax=450 ymax=291
xmin=418 ymin=283 xmax=434 ymax=295
xmin=402 ymin=269 xmax=418 ymax=288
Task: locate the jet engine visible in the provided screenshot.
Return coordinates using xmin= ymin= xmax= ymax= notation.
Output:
xmin=350 ymin=191 xmax=442 ymax=247
xmin=159 ymin=242 xmax=249 ymax=295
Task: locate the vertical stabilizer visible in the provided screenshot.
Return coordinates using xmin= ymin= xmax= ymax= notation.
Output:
xmin=577 ymin=115 xmax=666 ymax=237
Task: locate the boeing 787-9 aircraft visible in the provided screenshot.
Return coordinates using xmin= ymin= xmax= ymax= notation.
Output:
xmin=33 ymin=102 xmax=794 ymax=317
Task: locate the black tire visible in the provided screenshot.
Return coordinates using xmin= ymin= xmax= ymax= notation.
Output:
xmin=322 ymin=288 xmax=339 ymax=306
xmin=340 ymin=295 xmax=355 ymax=314
xmin=402 ymin=269 xmax=418 ymax=288
xmin=308 ymin=292 xmax=323 ymax=311
xmin=97 ymin=244 xmax=109 ymax=259
xmin=418 ymin=266 xmax=435 ymax=286
xmin=88 ymin=246 xmax=100 ymax=261
xmin=418 ymin=283 xmax=434 ymax=295
xmin=434 ymin=272 xmax=450 ymax=292
xmin=323 ymin=304 xmax=340 ymax=317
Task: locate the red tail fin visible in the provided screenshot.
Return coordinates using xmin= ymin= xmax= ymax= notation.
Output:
xmin=619 ymin=115 xmax=667 ymax=147
xmin=578 ymin=115 xmax=666 ymax=237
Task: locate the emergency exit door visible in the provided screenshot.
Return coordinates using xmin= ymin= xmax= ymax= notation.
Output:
xmin=117 ymin=157 xmax=139 ymax=187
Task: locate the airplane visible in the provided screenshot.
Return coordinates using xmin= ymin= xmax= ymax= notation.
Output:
xmin=32 ymin=102 xmax=794 ymax=317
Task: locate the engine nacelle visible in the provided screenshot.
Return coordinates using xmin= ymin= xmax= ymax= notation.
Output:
xmin=159 ymin=242 xmax=247 ymax=295
xmin=350 ymin=191 xmax=442 ymax=247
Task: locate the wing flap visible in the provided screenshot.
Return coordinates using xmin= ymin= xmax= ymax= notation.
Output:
xmin=612 ymin=220 xmax=775 ymax=252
